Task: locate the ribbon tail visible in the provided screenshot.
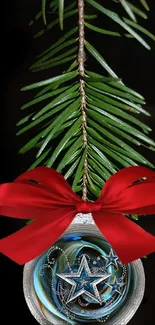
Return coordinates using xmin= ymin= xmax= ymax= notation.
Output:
xmin=0 ymin=208 xmax=75 ymax=264
xmin=93 ymin=212 xmax=155 ymax=264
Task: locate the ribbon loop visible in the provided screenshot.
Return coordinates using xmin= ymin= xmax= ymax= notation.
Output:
xmin=76 ymin=201 xmax=102 ymax=213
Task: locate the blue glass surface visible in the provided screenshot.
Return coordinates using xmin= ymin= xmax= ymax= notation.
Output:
xmin=33 ymin=233 xmax=135 ymax=324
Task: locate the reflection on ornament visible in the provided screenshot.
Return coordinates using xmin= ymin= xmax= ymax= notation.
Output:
xmin=23 ymin=213 xmax=145 ymax=325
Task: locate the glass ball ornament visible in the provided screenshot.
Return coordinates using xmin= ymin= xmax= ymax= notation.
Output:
xmin=23 ymin=214 xmax=145 ymax=325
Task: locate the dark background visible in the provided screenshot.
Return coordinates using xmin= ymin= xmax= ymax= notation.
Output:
xmin=1 ymin=0 xmax=155 ymax=324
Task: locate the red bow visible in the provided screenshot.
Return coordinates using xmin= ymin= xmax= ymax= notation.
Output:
xmin=0 ymin=166 xmax=155 ymax=265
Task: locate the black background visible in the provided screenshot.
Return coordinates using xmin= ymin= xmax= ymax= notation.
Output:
xmin=1 ymin=0 xmax=155 ymax=324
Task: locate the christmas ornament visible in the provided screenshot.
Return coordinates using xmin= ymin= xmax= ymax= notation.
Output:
xmin=23 ymin=214 xmax=145 ymax=325
xmin=2 ymin=0 xmax=155 ymax=323
xmin=0 ymin=165 xmax=155 ymax=325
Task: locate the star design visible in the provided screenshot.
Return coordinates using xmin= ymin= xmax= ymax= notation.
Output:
xmin=57 ymin=255 xmax=111 ymax=304
xmin=106 ymin=276 xmax=124 ymax=295
xmin=79 ymin=279 xmax=89 ymax=286
xmin=101 ymin=249 xmax=119 ymax=269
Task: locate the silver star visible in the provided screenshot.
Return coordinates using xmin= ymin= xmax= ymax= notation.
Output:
xmin=101 ymin=249 xmax=119 ymax=269
xmin=106 ymin=276 xmax=124 ymax=295
xmin=57 ymin=255 xmax=111 ymax=304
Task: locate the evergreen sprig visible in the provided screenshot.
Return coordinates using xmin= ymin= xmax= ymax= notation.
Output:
xmin=17 ymin=0 xmax=155 ymax=201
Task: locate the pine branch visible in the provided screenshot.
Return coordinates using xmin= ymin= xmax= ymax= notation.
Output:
xmin=17 ymin=0 xmax=155 ymax=201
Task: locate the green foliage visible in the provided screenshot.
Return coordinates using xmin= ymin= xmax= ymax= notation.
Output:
xmin=18 ymin=0 xmax=155 ymax=201
xmin=42 ymin=0 xmax=47 ymax=25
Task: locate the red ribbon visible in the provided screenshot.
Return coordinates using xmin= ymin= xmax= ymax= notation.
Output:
xmin=0 ymin=166 xmax=155 ymax=265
